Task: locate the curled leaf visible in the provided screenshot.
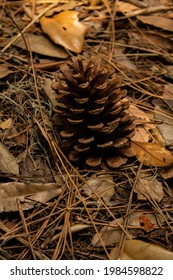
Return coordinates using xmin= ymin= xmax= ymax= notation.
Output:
xmin=131 ymin=141 xmax=173 ymax=167
xmin=40 ymin=11 xmax=87 ymax=53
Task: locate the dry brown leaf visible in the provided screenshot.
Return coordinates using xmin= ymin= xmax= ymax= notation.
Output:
xmin=81 ymin=173 xmax=115 ymax=206
xmin=0 ymin=118 xmax=13 ymax=130
xmin=0 ymin=143 xmax=19 ymax=176
xmin=111 ymin=240 xmax=173 ymax=260
xmin=144 ymin=32 xmax=173 ymax=51
xmin=128 ymin=104 xmax=154 ymax=128
xmin=154 ymin=109 xmax=173 ymax=147
xmin=92 ymin=218 xmax=132 ymax=247
xmin=92 ymin=211 xmax=164 ymax=248
xmin=127 ymin=212 xmax=164 ymax=229
xmin=128 ymin=104 xmax=155 ymax=142
xmin=151 ymin=127 xmax=165 ymax=146
xmin=135 ymin=172 xmax=164 ymax=202
xmin=0 ymin=65 xmax=12 ymax=79
xmin=89 ymin=0 xmax=102 ymax=5
xmin=130 ymin=141 xmax=173 ymax=166
xmin=117 ymin=1 xmax=138 ymax=14
xmin=163 ymin=84 xmax=173 ymax=101
xmin=137 ymin=16 xmax=173 ymax=32
xmin=160 ymin=166 xmax=173 ymax=179
xmin=40 ymin=11 xmax=87 ymax=53
xmin=44 ymin=78 xmax=59 ymax=107
xmin=46 ymin=1 xmax=77 ymax=17
xmin=14 ymin=33 xmax=68 ymax=58
xmin=0 ymin=182 xmax=62 ymax=212
xmin=114 ymin=45 xmax=137 ymax=70
xmin=131 ymin=126 xmax=150 ymax=142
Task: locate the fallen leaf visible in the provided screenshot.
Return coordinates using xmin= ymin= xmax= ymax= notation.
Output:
xmin=0 ymin=118 xmax=13 ymax=130
xmin=89 ymin=0 xmax=102 ymax=5
xmin=163 ymin=84 xmax=173 ymax=102
xmin=0 ymin=142 xmax=19 ymax=176
xmin=131 ymin=126 xmax=150 ymax=142
xmin=117 ymin=1 xmax=138 ymax=14
xmin=20 ymin=157 xmax=54 ymax=183
xmin=114 ymin=45 xmax=137 ymax=70
xmin=44 ymin=78 xmax=58 ymax=107
xmin=128 ymin=104 xmax=155 ymax=142
xmin=81 ymin=173 xmax=115 ymax=206
xmin=14 ymin=33 xmax=68 ymax=58
xmin=111 ymin=240 xmax=173 ymax=260
xmin=128 ymin=212 xmax=164 ymax=228
xmin=137 ymin=16 xmax=173 ymax=32
xmin=40 ymin=11 xmax=87 ymax=53
xmin=46 ymin=0 xmax=78 ymax=17
xmin=92 ymin=211 xmax=164 ymax=247
xmin=128 ymin=104 xmax=154 ymax=126
xmin=144 ymin=32 xmax=173 ymax=51
xmin=154 ymin=108 xmax=173 ymax=147
xmin=160 ymin=166 xmax=173 ymax=179
xmin=0 ymin=182 xmax=62 ymax=212
xmin=130 ymin=141 xmax=173 ymax=166
xmin=0 ymin=65 xmax=12 ymax=79
xmin=134 ymin=171 xmax=164 ymax=202
xmin=92 ymin=218 xmax=132 ymax=247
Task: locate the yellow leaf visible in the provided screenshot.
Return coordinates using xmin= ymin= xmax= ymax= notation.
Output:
xmin=130 ymin=141 xmax=173 ymax=167
xmin=40 ymin=11 xmax=87 ymax=53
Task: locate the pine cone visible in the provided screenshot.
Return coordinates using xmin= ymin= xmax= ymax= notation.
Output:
xmin=52 ymin=56 xmax=135 ymax=169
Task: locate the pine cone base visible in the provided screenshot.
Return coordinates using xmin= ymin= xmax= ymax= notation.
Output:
xmin=52 ymin=56 xmax=135 ymax=169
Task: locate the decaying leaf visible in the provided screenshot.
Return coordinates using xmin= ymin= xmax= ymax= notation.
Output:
xmin=134 ymin=172 xmax=164 ymax=202
xmin=128 ymin=104 xmax=154 ymax=127
xmin=0 ymin=182 xmax=62 ymax=212
xmin=0 ymin=118 xmax=13 ymax=130
xmin=117 ymin=1 xmax=138 ymax=14
xmin=130 ymin=141 xmax=173 ymax=167
xmin=46 ymin=1 xmax=78 ymax=17
xmin=127 ymin=212 xmax=164 ymax=230
xmin=160 ymin=166 xmax=173 ymax=180
xmin=92 ymin=218 xmax=132 ymax=247
xmin=89 ymin=0 xmax=102 ymax=5
xmin=0 ymin=142 xmax=19 ymax=176
xmin=110 ymin=240 xmax=173 ymax=260
xmin=13 ymin=33 xmax=68 ymax=58
xmin=128 ymin=104 xmax=155 ymax=142
xmin=0 ymin=65 xmax=12 ymax=79
xmin=154 ymin=106 xmax=173 ymax=147
xmin=137 ymin=16 xmax=173 ymax=32
xmin=19 ymin=157 xmax=54 ymax=183
xmin=40 ymin=11 xmax=87 ymax=53
xmin=81 ymin=173 xmax=115 ymax=206
xmin=92 ymin=211 xmax=164 ymax=247
xmin=44 ymin=78 xmax=58 ymax=107
xmin=114 ymin=44 xmax=137 ymax=70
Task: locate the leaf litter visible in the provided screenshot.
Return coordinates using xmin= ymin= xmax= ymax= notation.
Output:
xmin=0 ymin=0 xmax=173 ymax=260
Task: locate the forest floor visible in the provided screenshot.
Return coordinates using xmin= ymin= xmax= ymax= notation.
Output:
xmin=0 ymin=0 xmax=173 ymax=260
